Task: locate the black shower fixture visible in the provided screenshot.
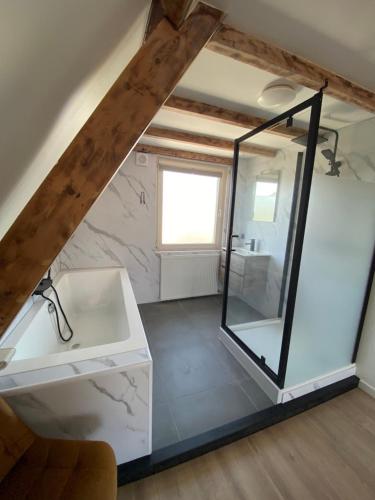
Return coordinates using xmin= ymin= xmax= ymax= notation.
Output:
xmin=291 ymin=125 xmax=341 ymax=177
xmin=320 ymin=126 xmax=341 ymax=177
xmin=321 ymin=148 xmax=342 ymax=177
xmin=33 ymin=269 xmax=74 ymax=342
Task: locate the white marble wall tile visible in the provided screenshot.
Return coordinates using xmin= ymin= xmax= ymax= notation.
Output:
xmin=5 ymin=364 xmax=151 ymax=464
xmin=57 ymin=153 xmax=160 ymax=304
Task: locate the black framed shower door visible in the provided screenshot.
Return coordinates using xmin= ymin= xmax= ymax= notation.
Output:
xmin=221 ymin=90 xmax=323 ymax=389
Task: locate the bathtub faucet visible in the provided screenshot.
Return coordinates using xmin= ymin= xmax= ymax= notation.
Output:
xmin=33 ymin=269 xmax=74 ymax=343
xmin=33 ymin=269 xmax=53 ymax=296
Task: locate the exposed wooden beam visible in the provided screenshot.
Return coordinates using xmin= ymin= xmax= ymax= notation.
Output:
xmin=145 ymin=126 xmax=277 ymax=157
xmin=144 ymin=0 xmax=165 ymax=42
xmin=207 ymin=24 xmax=375 ymax=113
xmin=161 ymin=0 xmax=194 ymax=28
xmin=135 ymin=143 xmax=232 ymax=165
xmin=164 ymin=95 xmax=305 ymax=138
xmin=0 ymin=3 xmax=223 ymax=338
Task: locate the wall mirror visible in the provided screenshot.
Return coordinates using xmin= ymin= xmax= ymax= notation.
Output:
xmin=252 ymin=171 xmax=280 ymax=222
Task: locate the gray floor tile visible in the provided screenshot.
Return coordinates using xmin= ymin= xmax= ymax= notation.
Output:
xmin=140 ymin=297 xmax=274 ymax=449
xmin=226 ymin=296 xmax=264 ymax=324
xmin=152 ymin=402 xmax=180 ymax=450
xmin=154 ymin=342 xmax=237 ymax=400
xmin=138 ymin=300 xmax=183 ymax=322
xmin=144 ymin=316 xmax=201 ymax=351
xmin=206 ymin=338 xmax=250 ymax=383
xmin=153 ymin=372 xmax=168 ymax=404
xmin=179 ymin=295 xmax=222 ymax=315
xmin=240 ymin=378 xmax=273 ymax=411
xmin=188 ymin=310 xmax=222 ymax=336
xmin=170 ymin=383 xmax=258 ymax=440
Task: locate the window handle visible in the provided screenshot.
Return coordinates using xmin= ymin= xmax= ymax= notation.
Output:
xmin=231 ymin=234 xmax=239 ymax=238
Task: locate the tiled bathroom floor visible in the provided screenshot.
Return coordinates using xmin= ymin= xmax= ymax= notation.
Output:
xmin=138 ymin=295 xmax=273 ymax=451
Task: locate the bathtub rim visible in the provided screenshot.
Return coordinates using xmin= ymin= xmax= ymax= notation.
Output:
xmin=0 ymin=267 xmax=149 ymax=377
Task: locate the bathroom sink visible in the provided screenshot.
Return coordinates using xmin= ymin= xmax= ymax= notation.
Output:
xmin=222 ymin=246 xmax=264 ymax=257
xmin=233 ymin=248 xmax=257 ymax=256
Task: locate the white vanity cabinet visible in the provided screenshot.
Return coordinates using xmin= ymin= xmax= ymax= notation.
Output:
xmin=220 ymin=248 xmax=270 ymax=304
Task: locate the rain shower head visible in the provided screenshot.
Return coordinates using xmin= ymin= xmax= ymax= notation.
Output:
xmin=291 ymin=133 xmax=328 ymax=146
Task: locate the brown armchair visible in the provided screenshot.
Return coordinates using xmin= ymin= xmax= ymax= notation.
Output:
xmin=0 ymin=397 xmax=117 ymax=499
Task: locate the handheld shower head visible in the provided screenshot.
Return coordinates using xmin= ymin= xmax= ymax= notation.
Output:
xmin=321 ymin=148 xmax=342 ymax=177
xmin=321 ymin=149 xmax=332 ymax=160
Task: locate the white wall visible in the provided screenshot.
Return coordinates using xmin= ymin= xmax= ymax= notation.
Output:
xmin=0 ymin=0 xmax=149 ymax=239
xmin=357 ymin=283 xmax=375 ymax=395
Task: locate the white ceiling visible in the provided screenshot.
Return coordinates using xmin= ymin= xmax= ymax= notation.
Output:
xmin=1 ymin=0 xmax=375 ymax=235
xmin=0 ymin=0 xmax=150 ymax=238
xmin=146 ymin=0 xmax=375 ymax=157
xmin=146 ymin=48 xmax=374 ymax=156
xmin=209 ymin=0 xmax=375 ymax=90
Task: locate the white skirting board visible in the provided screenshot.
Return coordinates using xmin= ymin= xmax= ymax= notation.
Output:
xmin=219 ymin=328 xmax=357 ymax=404
xmin=359 ymin=379 xmax=375 ymax=399
xmin=159 ymin=251 xmax=220 ymax=301
xmin=279 ymin=364 xmax=357 ymax=403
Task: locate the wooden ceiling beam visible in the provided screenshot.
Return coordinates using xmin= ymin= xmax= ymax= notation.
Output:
xmin=145 ymin=126 xmax=277 ymax=157
xmin=144 ymin=0 xmax=165 ymax=42
xmin=207 ymin=24 xmax=375 ymax=113
xmin=135 ymin=143 xmax=232 ymax=165
xmin=163 ymin=95 xmax=305 ymax=138
xmin=160 ymin=0 xmax=195 ymax=28
xmin=0 ymin=3 xmax=223 ymax=337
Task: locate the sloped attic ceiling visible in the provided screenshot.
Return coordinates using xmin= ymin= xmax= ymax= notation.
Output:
xmin=1 ymin=0 xmax=375 ymax=240
xmin=0 ymin=0 xmax=150 ymax=239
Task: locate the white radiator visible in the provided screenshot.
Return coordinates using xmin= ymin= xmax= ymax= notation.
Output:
xmin=159 ymin=251 xmax=220 ymax=300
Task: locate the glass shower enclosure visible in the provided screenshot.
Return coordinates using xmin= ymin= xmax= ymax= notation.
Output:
xmin=221 ymin=90 xmax=375 ymax=390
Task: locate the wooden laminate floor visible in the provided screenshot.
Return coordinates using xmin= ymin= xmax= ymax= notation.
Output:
xmin=118 ymin=388 xmax=375 ymax=500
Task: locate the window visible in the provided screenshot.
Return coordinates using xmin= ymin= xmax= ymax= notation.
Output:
xmin=252 ymin=173 xmax=280 ymax=222
xmin=157 ymin=161 xmax=227 ymax=250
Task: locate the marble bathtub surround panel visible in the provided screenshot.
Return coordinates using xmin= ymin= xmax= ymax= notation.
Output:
xmin=5 ymin=364 xmax=151 ymax=464
xmin=0 ymin=349 xmax=150 ymax=393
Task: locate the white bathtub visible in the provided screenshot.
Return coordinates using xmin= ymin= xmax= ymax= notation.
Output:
xmin=0 ymin=268 xmax=152 ymax=464
xmin=1 ymin=267 xmax=149 ymax=376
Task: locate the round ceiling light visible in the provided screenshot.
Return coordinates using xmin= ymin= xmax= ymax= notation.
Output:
xmin=257 ymin=82 xmax=297 ymax=108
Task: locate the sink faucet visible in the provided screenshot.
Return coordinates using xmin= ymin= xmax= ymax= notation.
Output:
xmin=245 ymin=239 xmax=256 ymax=251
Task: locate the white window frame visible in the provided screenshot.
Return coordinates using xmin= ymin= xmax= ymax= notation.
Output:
xmin=157 ymin=159 xmax=228 ymax=251
xmin=252 ymin=172 xmax=281 ymax=223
